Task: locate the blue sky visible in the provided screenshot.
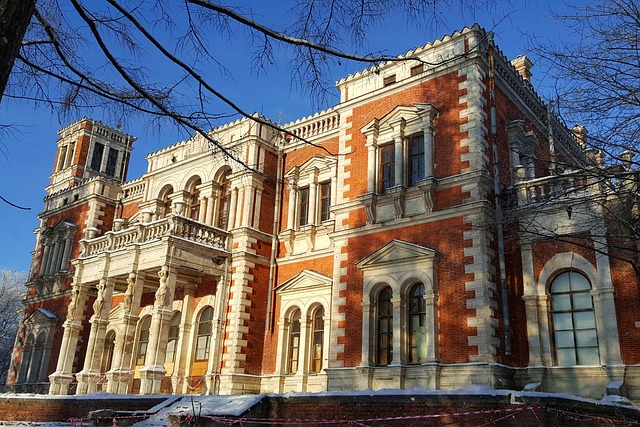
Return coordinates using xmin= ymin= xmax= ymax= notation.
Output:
xmin=0 ymin=1 xmax=576 ymax=272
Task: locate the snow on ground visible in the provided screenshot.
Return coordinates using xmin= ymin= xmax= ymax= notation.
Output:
xmin=0 ymin=386 xmax=638 ymax=426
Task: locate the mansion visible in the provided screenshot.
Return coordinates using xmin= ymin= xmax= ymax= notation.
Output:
xmin=7 ymin=25 xmax=640 ymax=402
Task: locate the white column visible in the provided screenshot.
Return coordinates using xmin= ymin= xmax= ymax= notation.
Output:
xmin=198 ymin=197 xmax=207 ymax=223
xmin=241 ymin=187 xmax=255 ymax=227
xmin=287 ymin=179 xmax=297 ymax=230
xmin=390 ymin=296 xmax=402 ymax=365
xmin=308 ymin=181 xmax=318 ymax=225
xmin=59 ymin=234 xmax=74 ymax=271
xmin=228 ymin=187 xmax=238 ymax=230
xmin=424 ymin=291 xmax=438 ymax=362
xmin=423 ymin=122 xmax=435 ymax=178
xmin=41 ymin=239 xmax=52 ymax=276
xmin=360 ymin=301 xmax=371 ymax=366
xmin=393 ymin=136 xmax=403 ymax=188
xmin=520 ymin=243 xmax=544 ymax=366
xmin=366 ymin=142 xmax=377 ymax=193
xmin=298 ymin=315 xmax=310 ymax=375
xmin=252 ymin=188 xmax=263 ymax=228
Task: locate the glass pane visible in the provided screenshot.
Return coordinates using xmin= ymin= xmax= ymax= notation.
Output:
xmin=575 ymin=330 xmax=598 ymax=347
xmin=569 ymin=273 xmax=591 ymax=291
xmin=573 ymin=311 xmax=596 ymax=329
xmin=553 ymin=312 xmax=573 ymax=330
xmin=556 ymin=348 xmax=576 ymax=366
xmin=577 ymin=347 xmax=600 ymax=365
xmin=555 ymin=330 xmax=575 ymax=348
xmin=553 ymin=294 xmax=571 ymax=312
xmin=551 ymin=273 xmax=570 ymax=293
xmin=572 ymin=292 xmax=593 ymax=310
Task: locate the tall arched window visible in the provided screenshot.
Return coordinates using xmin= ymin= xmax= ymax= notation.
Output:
xmin=287 ymin=309 xmax=301 ymax=374
xmin=376 ymin=287 xmax=393 ymax=365
xmin=136 ymin=316 xmax=152 ymax=366
xmin=159 ymin=186 xmax=173 ymax=218
xmin=166 ymin=312 xmax=181 ymax=365
xmin=216 ymin=170 xmax=232 ymax=229
xmin=195 ymin=307 xmax=213 ymax=361
xmin=18 ymin=335 xmax=34 ymax=383
xmin=188 ymin=178 xmax=202 ymax=220
xmin=28 ymin=333 xmax=46 ymax=383
xmin=310 ymin=306 xmax=324 ymax=373
xmin=551 ymin=271 xmax=599 ymax=366
xmin=101 ymin=331 xmax=116 ymax=373
xmin=408 ymin=283 xmax=426 ymax=363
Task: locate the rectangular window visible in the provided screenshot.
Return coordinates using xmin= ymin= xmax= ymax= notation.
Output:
xmin=90 ymin=143 xmax=105 ymax=171
xmin=105 ymin=148 xmax=118 ymax=177
xmin=320 ymin=182 xmax=331 ymax=222
xmin=383 ymin=75 xmax=396 ymax=86
xmin=57 ymin=146 xmax=67 ymax=172
xmin=298 ymin=187 xmax=309 ymax=226
xmin=379 ymin=144 xmax=395 ymax=191
xmin=410 ymin=64 xmax=424 ymax=76
xmin=408 ymin=135 xmax=425 ymax=186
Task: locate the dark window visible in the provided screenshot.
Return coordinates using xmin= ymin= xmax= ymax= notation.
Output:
xmin=408 ymin=283 xmax=427 ymax=363
xmin=311 ymin=307 xmax=324 ymax=373
xmin=195 ymin=307 xmax=213 ymax=360
xmin=298 ymin=187 xmax=310 ymax=226
xmin=288 ymin=309 xmax=301 ymax=374
xmin=136 ymin=316 xmax=151 ymax=366
xmin=320 ymin=182 xmax=331 ymax=222
xmin=383 ymin=75 xmax=396 ymax=86
xmin=105 ymin=148 xmax=118 ymax=177
xmin=551 ymin=272 xmax=599 ymax=365
xmin=408 ymin=135 xmax=425 ymax=186
xmin=376 ymin=287 xmax=393 ymax=365
xmin=216 ymin=171 xmax=232 ymax=229
xmin=189 ymin=179 xmax=202 ymax=220
xmin=166 ymin=312 xmax=181 ymax=365
xmin=410 ymin=64 xmax=424 ymax=76
xmin=90 ymin=143 xmax=105 ymax=171
xmin=379 ymin=145 xmax=395 ymax=191
xmin=101 ymin=331 xmax=116 ymax=373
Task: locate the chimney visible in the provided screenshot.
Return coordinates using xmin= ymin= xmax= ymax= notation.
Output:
xmin=511 ymin=55 xmax=534 ymax=82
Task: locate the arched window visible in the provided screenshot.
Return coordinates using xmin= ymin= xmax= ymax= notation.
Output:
xmin=376 ymin=287 xmax=393 ymax=365
xmin=166 ymin=312 xmax=181 ymax=365
xmin=188 ymin=178 xmax=202 ymax=220
xmin=310 ymin=306 xmax=324 ymax=373
xmin=136 ymin=316 xmax=152 ymax=366
xmin=550 ymin=271 xmax=599 ymax=365
xmin=159 ymin=186 xmax=173 ymax=218
xmin=28 ymin=333 xmax=46 ymax=383
xmin=195 ymin=307 xmax=213 ymax=361
xmin=18 ymin=335 xmax=34 ymax=383
xmin=101 ymin=331 xmax=116 ymax=373
xmin=216 ymin=170 xmax=232 ymax=229
xmin=287 ymin=309 xmax=301 ymax=374
xmin=408 ymin=283 xmax=426 ymax=364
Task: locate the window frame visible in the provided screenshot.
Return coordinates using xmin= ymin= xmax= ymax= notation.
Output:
xmin=550 ymin=271 xmax=599 ymax=366
xmin=319 ymin=182 xmax=331 ymax=222
xmin=298 ymin=187 xmax=310 ymax=227
xmin=287 ymin=309 xmax=302 ymax=374
xmin=310 ymin=306 xmax=324 ymax=373
xmin=376 ymin=287 xmax=393 ymax=366
xmin=136 ymin=316 xmax=152 ymax=366
xmin=379 ymin=144 xmax=395 ymax=192
xmin=195 ymin=306 xmax=214 ymax=361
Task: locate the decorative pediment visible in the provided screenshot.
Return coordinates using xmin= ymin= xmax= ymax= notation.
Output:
xmin=361 ymin=103 xmax=438 ymax=137
xmin=285 ymin=155 xmax=337 ymax=180
xmin=356 ymin=240 xmax=441 ymax=270
xmin=275 ymin=270 xmax=332 ymax=294
xmin=43 ymin=220 xmax=77 ymax=236
xmin=24 ymin=308 xmax=59 ymax=327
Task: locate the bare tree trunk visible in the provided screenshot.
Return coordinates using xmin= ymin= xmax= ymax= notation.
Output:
xmin=0 ymin=0 xmax=36 ymax=105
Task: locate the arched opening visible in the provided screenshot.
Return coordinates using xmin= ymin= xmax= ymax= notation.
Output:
xmin=18 ymin=335 xmax=34 ymax=383
xmin=158 ymin=185 xmax=174 ymax=218
xmin=376 ymin=287 xmax=393 ymax=366
xmin=408 ymin=282 xmax=426 ymax=363
xmin=136 ymin=316 xmax=152 ymax=368
xmin=101 ymin=330 xmax=116 ymax=373
xmin=550 ymin=271 xmax=599 ymax=365
xmin=310 ymin=306 xmax=324 ymax=373
xmin=188 ymin=178 xmax=202 ymax=220
xmin=287 ymin=309 xmax=301 ymax=374
xmin=216 ymin=170 xmax=232 ymax=229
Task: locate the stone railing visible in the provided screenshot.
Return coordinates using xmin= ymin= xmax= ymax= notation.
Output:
xmin=122 ymin=179 xmax=146 ymax=200
xmin=287 ymin=110 xmax=340 ymax=140
xmin=514 ymin=169 xmax=592 ymax=206
xmin=81 ymin=215 xmax=228 ymax=257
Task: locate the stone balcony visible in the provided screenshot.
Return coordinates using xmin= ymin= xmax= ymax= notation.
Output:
xmin=513 ymin=168 xmax=594 ymax=207
xmin=77 ymin=214 xmax=230 ymax=282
